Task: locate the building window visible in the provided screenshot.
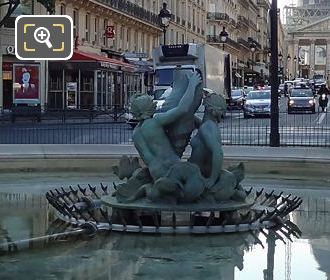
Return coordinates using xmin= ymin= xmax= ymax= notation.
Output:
xmin=126 ymin=28 xmax=130 ymax=50
xmin=134 ymin=31 xmax=138 ymax=52
xmin=60 ymin=4 xmax=66 ymax=15
xmin=73 ymin=9 xmax=79 ymax=38
xmin=85 ymin=13 xmax=90 ymax=42
xmin=103 ymin=19 xmax=108 ymax=47
xmin=94 ymin=17 xmax=99 ymax=44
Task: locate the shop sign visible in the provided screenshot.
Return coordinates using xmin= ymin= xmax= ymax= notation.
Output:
xmin=2 ymin=46 xmax=15 ymax=55
xmin=100 ymin=61 xmax=119 ymax=70
xmin=105 ymin=26 xmax=115 ymax=38
xmin=6 ymin=46 xmax=15 ymax=55
xmin=13 ymin=64 xmax=40 ymax=101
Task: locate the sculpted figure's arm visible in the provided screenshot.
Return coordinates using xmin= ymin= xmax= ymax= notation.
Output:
xmin=201 ymin=124 xmax=224 ymax=188
xmin=154 ymin=72 xmax=202 ymax=126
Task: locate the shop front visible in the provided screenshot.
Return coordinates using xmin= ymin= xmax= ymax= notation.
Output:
xmin=48 ymin=50 xmax=139 ymax=110
xmin=1 ymin=47 xmax=42 ymax=111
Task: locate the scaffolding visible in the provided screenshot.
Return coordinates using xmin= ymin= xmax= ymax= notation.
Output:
xmin=284 ymin=4 xmax=330 ymax=30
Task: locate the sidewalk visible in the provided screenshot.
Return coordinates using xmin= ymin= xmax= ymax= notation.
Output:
xmin=0 ymin=145 xmax=329 ymax=181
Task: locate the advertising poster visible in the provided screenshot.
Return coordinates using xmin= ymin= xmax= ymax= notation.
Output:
xmin=298 ymin=46 xmax=310 ymax=65
xmin=315 ymin=45 xmax=327 ymax=65
xmin=13 ymin=64 xmax=40 ymax=101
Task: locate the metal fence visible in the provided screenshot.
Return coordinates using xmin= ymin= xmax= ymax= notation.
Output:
xmin=0 ymin=111 xmax=329 ymax=147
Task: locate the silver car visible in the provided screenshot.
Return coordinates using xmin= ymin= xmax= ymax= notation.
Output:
xmin=243 ymin=90 xmax=271 ymax=118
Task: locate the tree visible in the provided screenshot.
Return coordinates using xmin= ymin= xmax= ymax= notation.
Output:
xmin=0 ymin=0 xmax=55 ymax=27
xmin=0 ymin=0 xmax=20 ymax=27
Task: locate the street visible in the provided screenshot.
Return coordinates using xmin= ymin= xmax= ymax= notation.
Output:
xmin=0 ymin=97 xmax=329 ymax=146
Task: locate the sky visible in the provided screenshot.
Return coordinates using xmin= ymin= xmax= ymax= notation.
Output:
xmin=278 ymin=0 xmax=297 ymax=22
xmin=278 ymin=0 xmax=297 ymax=10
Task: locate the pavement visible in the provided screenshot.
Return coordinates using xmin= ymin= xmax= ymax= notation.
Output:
xmin=0 ymin=144 xmax=329 ymax=183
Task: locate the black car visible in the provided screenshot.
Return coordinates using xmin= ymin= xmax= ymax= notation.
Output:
xmin=288 ymin=88 xmax=316 ymax=114
xmin=228 ymin=89 xmax=245 ymax=110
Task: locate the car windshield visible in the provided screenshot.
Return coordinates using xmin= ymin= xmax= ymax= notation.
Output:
xmin=246 ymin=91 xmax=271 ymax=100
xmin=231 ymin=90 xmax=242 ymax=97
xmin=290 ymin=89 xmax=313 ymax=97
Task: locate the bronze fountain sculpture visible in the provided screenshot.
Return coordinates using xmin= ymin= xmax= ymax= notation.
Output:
xmin=46 ymin=70 xmax=302 ymax=237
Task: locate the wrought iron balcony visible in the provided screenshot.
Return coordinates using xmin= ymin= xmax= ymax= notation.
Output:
xmin=237 ymin=15 xmax=249 ymax=27
xmin=229 ymin=18 xmax=236 ymax=27
xmin=207 ymin=12 xmax=230 ymax=21
xmin=237 ymin=37 xmax=251 ymax=49
xmin=248 ymin=37 xmax=261 ymax=49
xmin=206 ymin=35 xmax=241 ymax=50
xmin=101 ymin=0 xmax=161 ymax=27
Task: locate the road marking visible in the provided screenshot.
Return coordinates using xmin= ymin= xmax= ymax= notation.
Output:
xmin=317 ymin=112 xmax=326 ymax=125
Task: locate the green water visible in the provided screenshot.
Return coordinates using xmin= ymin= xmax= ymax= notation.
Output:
xmin=0 ymin=172 xmax=329 ymax=280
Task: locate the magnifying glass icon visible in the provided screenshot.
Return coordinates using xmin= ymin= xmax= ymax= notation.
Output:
xmin=34 ymin=27 xmax=53 ymax=49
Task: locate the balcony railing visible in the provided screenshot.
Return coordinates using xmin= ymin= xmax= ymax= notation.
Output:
xmin=237 ymin=37 xmax=251 ymax=49
xmin=101 ymin=0 xmax=161 ymax=27
xmin=237 ymin=15 xmax=249 ymax=27
xmin=248 ymin=37 xmax=261 ymax=49
xmin=206 ymin=35 xmax=241 ymax=50
xmin=229 ymin=18 xmax=236 ymax=27
xmin=207 ymin=12 xmax=230 ymax=21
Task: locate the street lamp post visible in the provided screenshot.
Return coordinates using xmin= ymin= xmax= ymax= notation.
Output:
xmin=250 ymin=43 xmax=256 ymax=85
xmin=158 ymin=3 xmax=171 ymax=45
xmin=293 ymin=55 xmax=297 ymax=79
xmin=278 ymin=52 xmax=283 ymax=83
xmin=287 ymin=54 xmax=291 ymax=80
xmin=269 ymin=0 xmax=280 ymax=147
xmin=220 ymin=26 xmax=228 ymax=51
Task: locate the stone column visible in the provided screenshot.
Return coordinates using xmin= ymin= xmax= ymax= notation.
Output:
xmin=293 ymin=40 xmax=299 ymax=78
xmin=310 ymin=39 xmax=315 ymax=79
xmin=326 ymin=40 xmax=330 ymax=84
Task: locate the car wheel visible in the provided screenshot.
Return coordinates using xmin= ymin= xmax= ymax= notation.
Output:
xmin=243 ymin=112 xmax=249 ymax=119
xmin=288 ymin=108 xmax=292 ymax=114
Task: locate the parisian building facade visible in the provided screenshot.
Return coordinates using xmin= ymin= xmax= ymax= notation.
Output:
xmin=0 ymin=0 xmax=285 ymax=111
xmin=285 ymin=0 xmax=330 ymax=82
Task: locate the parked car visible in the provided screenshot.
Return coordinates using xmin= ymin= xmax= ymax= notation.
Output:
xmin=243 ymin=90 xmax=271 ymax=118
xmin=287 ymin=88 xmax=316 ymax=114
xmin=243 ymin=86 xmax=254 ymax=96
xmin=228 ymin=88 xmax=245 ymax=110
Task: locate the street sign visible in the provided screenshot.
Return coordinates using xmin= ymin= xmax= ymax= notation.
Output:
xmin=105 ymin=26 xmax=115 ymax=38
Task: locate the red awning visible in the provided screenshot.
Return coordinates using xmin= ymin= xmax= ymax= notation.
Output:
xmin=70 ymin=50 xmax=135 ymax=71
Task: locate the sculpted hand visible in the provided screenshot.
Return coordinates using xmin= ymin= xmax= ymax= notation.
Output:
xmin=187 ymin=71 xmax=202 ymax=88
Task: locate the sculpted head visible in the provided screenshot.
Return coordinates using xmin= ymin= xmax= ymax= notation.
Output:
xmin=203 ymin=92 xmax=226 ymax=121
xmin=131 ymin=94 xmax=156 ymax=120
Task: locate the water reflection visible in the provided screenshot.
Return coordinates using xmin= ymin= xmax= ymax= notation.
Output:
xmin=0 ymin=191 xmax=329 ymax=280
xmin=292 ymin=197 xmax=330 ymax=280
